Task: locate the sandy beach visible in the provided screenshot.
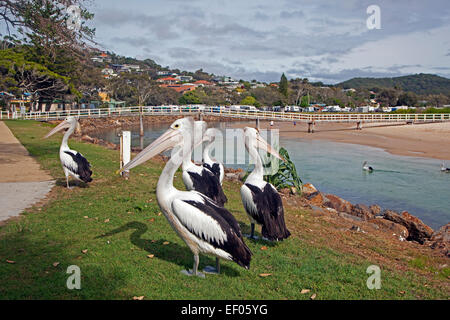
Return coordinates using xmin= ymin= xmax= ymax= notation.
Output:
xmin=229 ymin=120 xmax=450 ymax=161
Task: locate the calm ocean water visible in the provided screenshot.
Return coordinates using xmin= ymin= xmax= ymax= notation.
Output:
xmin=92 ymin=121 xmax=450 ymax=229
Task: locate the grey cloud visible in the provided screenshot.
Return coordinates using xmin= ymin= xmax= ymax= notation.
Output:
xmin=168 ymin=47 xmax=200 ymax=59
xmin=280 ymin=10 xmax=304 ymax=19
xmin=110 ymin=36 xmax=151 ymax=48
xmin=92 ymin=0 xmax=450 ymax=84
xmin=254 ymin=12 xmax=270 ymax=20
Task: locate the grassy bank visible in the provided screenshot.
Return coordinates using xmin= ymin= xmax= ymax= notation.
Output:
xmin=0 ymin=120 xmax=448 ymax=300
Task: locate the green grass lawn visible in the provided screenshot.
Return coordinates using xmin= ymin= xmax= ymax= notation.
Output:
xmin=0 ymin=120 xmax=448 ymax=300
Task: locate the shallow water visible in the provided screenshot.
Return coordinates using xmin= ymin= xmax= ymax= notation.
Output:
xmin=91 ymin=122 xmax=450 ymax=229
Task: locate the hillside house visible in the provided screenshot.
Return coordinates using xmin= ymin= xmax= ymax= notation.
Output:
xmin=157 ymin=77 xmax=179 ymax=84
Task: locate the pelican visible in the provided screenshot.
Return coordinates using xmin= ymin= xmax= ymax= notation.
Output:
xmin=240 ymin=127 xmax=291 ymax=241
xmin=202 ymin=128 xmax=225 ymax=184
xmin=441 ymin=162 xmax=450 ymax=172
xmin=181 ymin=121 xmax=227 ymax=207
xmin=44 ymin=116 xmax=92 ymax=188
xmin=363 ymin=161 xmax=374 ymax=172
xmin=120 ymin=118 xmax=251 ymax=277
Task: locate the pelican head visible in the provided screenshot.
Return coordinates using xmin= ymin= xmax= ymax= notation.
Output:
xmin=118 ymin=117 xmax=195 ymax=173
xmin=202 ymin=128 xmax=219 ymax=143
xmin=243 ymin=127 xmax=284 ymax=161
xmin=44 ymin=116 xmax=79 ymax=138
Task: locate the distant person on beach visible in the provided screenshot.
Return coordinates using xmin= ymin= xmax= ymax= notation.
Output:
xmin=293 ymin=121 xmax=296 ymax=126
xmin=270 ymin=121 xmax=274 ymax=127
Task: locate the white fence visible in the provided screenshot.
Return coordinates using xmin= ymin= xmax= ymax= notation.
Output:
xmin=1 ymin=106 xmax=450 ymax=123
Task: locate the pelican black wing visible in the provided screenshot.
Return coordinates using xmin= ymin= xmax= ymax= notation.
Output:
xmin=182 ymin=197 xmax=252 ymax=269
xmin=188 ymin=169 xmax=227 ymax=206
xmin=245 ymin=183 xmax=291 ymax=241
xmin=203 ymin=163 xmax=221 ymax=180
xmin=64 ymin=151 xmax=93 ymax=183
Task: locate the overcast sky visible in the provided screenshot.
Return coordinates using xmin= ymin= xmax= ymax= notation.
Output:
xmin=88 ymin=0 xmax=450 ymax=83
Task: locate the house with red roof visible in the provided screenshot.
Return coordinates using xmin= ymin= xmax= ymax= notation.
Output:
xmin=157 ymin=77 xmax=179 ymax=84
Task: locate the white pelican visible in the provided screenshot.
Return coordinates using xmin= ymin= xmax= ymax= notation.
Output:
xmin=202 ymin=128 xmax=225 ymax=184
xmin=441 ymin=162 xmax=450 ymax=172
xmin=120 ymin=117 xmax=251 ymax=277
xmin=363 ymin=161 xmax=374 ymax=172
xmin=44 ymin=116 xmax=92 ymax=188
xmin=181 ymin=121 xmax=227 ymax=207
xmin=240 ymin=127 xmax=291 ymax=241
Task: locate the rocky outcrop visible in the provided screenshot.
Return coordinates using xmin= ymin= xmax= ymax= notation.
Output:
xmin=300 ymin=183 xmax=440 ymax=247
xmin=302 ymin=183 xmax=318 ymax=196
xmin=80 ymin=134 xmax=118 ymax=150
xmin=369 ymin=218 xmax=409 ymax=240
xmin=339 ymin=212 xmax=363 ymax=222
xmin=223 ymin=168 xmax=246 ymax=182
xmin=306 ymin=192 xmax=326 ymax=206
xmin=351 ymin=204 xmax=374 ymax=221
xmin=426 ymin=223 xmax=449 ymax=257
xmin=369 ymin=205 xmax=382 ymax=217
xmin=323 ymin=194 xmax=353 ymax=214
xmin=78 ymin=116 xmax=244 ymax=136
xmin=383 ymin=210 xmax=433 ymax=244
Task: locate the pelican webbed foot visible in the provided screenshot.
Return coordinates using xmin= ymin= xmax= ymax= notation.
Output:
xmin=203 ymin=258 xmax=220 ymax=274
xmin=180 ymin=269 xmax=206 ymax=278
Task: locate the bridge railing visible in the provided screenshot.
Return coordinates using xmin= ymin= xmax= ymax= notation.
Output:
xmin=1 ymin=106 xmax=450 ymax=122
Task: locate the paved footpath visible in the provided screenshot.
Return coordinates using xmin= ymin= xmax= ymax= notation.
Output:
xmin=0 ymin=121 xmax=54 ymax=222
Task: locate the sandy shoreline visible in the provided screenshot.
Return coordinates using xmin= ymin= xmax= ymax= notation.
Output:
xmin=228 ymin=120 xmax=450 ymax=161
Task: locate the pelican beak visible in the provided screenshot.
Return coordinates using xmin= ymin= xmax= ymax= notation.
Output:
xmin=117 ymin=128 xmax=182 ymax=174
xmin=44 ymin=120 xmax=70 ymax=138
xmin=256 ymin=134 xmax=285 ymax=162
xmin=76 ymin=122 xmax=82 ymax=134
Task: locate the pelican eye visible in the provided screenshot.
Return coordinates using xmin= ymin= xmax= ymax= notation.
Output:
xmin=174 ymin=124 xmax=180 ymax=129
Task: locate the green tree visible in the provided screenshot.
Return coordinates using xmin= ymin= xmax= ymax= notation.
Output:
xmin=0 ymin=49 xmax=74 ymax=107
xmin=179 ymin=90 xmax=202 ymax=104
xmin=241 ymin=95 xmax=258 ymax=106
xmin=397 ymin=92 xmax=418 ymax=107
xmin=279 ymin=73 xmax=288 ymax=98
xmin=300 ymin=95 xmax=309 ymax=107
xmin=1 ymin=1 xmax=95 ymax=60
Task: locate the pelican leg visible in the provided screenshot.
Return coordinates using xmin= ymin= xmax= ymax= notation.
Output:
xmin=203 ymin=257 xmax=220 ymax=274
xmin=66 ymin=175 xmax=72 ymax=189
xmin=245 ymin=223 xmax=259 ymax=240
xmin=181 ymin=254 xmax=205 ymax=278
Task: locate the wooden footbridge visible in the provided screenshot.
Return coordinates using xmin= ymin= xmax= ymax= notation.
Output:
xmin=2 ymin=106 xmax=450 ymax=132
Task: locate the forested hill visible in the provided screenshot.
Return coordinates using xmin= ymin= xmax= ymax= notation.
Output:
xmin=336 ymin=73 xmax=450 ymax=95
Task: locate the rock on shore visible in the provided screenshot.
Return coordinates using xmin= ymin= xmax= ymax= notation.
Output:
xmin=300 ymin=183 xmax=448 ymax=256
xmin=426 ymin=223 xmax=450 ymax=258
xmin=383 ymin=210 xmax=434 ymax=244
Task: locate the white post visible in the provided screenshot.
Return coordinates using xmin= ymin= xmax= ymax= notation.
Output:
xmin=120 ymin=131 xmax=131 ymax=179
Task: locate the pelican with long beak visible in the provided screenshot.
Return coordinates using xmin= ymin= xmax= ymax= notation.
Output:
xmin=119 ymin=118 xmax=251 ymax=277
xmin=181 ymin=121 xmax=227 ymax=207
xmin=240 ymin=127 xmax=291 ymax=241
xmin=202 ymin=128 xmax=225 ymax=185
xmin=44 ymin=116 xmax=92 ymax=188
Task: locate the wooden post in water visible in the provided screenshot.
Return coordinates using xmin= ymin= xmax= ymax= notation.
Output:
xmin=119 ymin=131 xmax=131 ymax=180
xmin=139 ymin=106 xmax=144 ymax=137
xmin=256 ymin=118 xmax=260 ymax=130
